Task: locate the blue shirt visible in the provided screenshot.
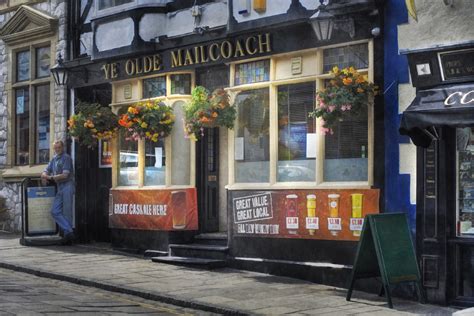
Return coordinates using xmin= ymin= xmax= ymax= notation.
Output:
xmin=44 ymin=153 xmax=74 ymax=185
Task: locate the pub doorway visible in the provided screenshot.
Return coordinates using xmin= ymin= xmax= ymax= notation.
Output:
xmin=195 ymin=65 xmax=229 ymax=233
xmin=73 ymin=84 xmax=112 ymax=243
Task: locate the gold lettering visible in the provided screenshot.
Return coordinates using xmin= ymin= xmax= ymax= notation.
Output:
xmin=194 ymin=46 xmax=201 ymax=64
xmin=134 ymin=58 xmax=143 ymax=75
xmin=171 ymin=50 xmax=183 ymax=68
xmin=209 ymin=43 xmax=220 ymax=61
xmin=143 ymin=56 xmax=153 ymax=73
xmin=258 ymin=33 xmax=271 ymax=53
xmin=184 ymin=49 xmax=194 ymax=65
xmin=102 ymin=64 xmax=110 ymax=80
xmin=153 ymin=54 xmax=162 ymax=71
xmin=111 ymin=63 xmax=118 ymax=79
xmin=444 ymin=91 xmax=462 ymax=106
xmin=200 ymin=45 xmax=209 ymax=63
xmin=234 ymin=40 xmax=245 ymax=58
xmin=461 ymin=91 xmax=474 ymax=105
xmin=245 ymin=36 xmax=258 ymax=55
xmin=125 ymin=59 xmax=135 ymax=76
xmin=220 ymin=41 xmax=233 ymax=59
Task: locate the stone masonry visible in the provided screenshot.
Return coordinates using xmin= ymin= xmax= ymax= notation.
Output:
xmin=0 ymin=0 xmax=66 ymax=232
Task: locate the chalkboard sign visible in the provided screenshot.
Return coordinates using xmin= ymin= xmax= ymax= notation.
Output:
xmin=440 ymin=49 xmax=474 ymax=82
xmin=346 ymin=213 xmax=425 ymax=308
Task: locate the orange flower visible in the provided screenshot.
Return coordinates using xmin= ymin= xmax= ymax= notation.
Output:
xmin=211 ymin=112 xmax=218 ymax=118
xmin=356 ymin=76 xmax=366 ymax=84
xmin=357 ymin=88 xmax=364 ymax=93
xmin=201 ymin=117 xmax=211 ymax=123
xmin=342 ymin=77 xmax=353 ymax=85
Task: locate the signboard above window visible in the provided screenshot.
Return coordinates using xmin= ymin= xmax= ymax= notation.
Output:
xmin=439 ymin=49 xmax=474 ymax=82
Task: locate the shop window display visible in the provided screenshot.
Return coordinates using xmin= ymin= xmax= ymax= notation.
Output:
xmin=234 ymin=88 xmax=270 ymax=183
xmin=144 ymin=139 xmax=165 ymax=186
xmin=277 ymin=82 xmax=316 ymax=182
xmin=35 ymin=84 xmax=50 ymax=164
xmin=15 ymin=88 xmax=30 ymax=165
xmin=171 ymin=100 xmax=191 ymax=185
xmin=457 ymin=127 xmax=474 ymax=237
xmin=118 ymin=131 xmax=138 ymax=186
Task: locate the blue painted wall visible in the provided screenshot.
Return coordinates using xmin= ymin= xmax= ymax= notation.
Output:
xmin=384 ymin=0 xmax=417 ymax=234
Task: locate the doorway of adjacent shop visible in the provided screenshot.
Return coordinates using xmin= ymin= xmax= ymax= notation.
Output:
xmin=196 ymin=65 xmax=229 ymax=233
xmin=73 ymin=84 xmax=112 ymax=242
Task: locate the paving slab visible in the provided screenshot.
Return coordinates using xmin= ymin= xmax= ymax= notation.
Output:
xmin=0 ymin=234 xmax=459 ymax=315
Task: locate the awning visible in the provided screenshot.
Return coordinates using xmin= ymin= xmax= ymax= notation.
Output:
xmin=399 ymin=83 xmax=474 ymax=147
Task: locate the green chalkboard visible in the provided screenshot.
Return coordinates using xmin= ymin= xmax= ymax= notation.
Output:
xmin=346 ymin=213 xmax=425 ymax=308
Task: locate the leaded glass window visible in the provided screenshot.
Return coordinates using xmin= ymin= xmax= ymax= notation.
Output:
xmin=235 ymin=60 xmax=270 ymax=85
xmin=170 ymin=74 xmax=191 ymax=95
xmin=143 ymin=76 xmax=166 ymax=98
xmin=36 ymin=47 xmax=51 ymax=78
xmin=323 ymin=44 xmax=368 ymax=73
xmin=16 ymin=50 xmax=30 ymax=82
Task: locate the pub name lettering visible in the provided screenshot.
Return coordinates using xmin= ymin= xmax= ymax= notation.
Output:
xmin=101 ymin=33 xmax=271 ymax=80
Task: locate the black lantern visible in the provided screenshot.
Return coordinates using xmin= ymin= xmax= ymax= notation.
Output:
xmin=50 ymin=54 xmax=68 ymax=86
xmin=309 ymin=8 xmax=334 ymax=41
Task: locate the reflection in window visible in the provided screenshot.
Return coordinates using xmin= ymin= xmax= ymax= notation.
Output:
xmin=235 ymin=60 xmax=270 ymax=85
xmin=36 ymin=47 xmax=50 ymax=78
xmin=324 ymin=106 xmax=368 ymax=182
xmin=171 ymin=101 xmax=191 ymax=185
xmin=118 ymin=131 xmax=138 ymax=186
xmin=234 ymin=89 xmax=270 ymax=183
xmin=98 ymin=0 xmax=133 ymax=10
xmin=15 ymin=88 xmax=30 ymax=165
xmin=143 ymin=76 xmax=166 ymax=98
xmin=170 ymin=74 xmax=191 ymax=95
xmin=323 ymin=44 xmax=368 ymax=73
xmin=278 ymin=82 xmax=316 ymax=182
xmin=16 ymin=50 xmax=30 ymax=82
xmin=35 ymin=84 xmax=50 ymax=164
xmin=145 ymin=139 xmax=165 ymax=186
xmin=457 ymin=128 xmax=474 ymax=237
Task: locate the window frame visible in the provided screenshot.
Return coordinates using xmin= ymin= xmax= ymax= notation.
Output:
xmin=226 ymin=39 xmax=374 ymax=190
xmin=110 ymin=71 xmax=196 ymax=189
xmin=9 ymin=41 xmax=54 ymax=167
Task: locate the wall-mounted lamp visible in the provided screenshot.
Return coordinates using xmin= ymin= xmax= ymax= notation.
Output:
xmin=309 ymin=0 xmax=355 ymax=41
xmin=50 ymin=54 xmax=90 ymax=86
xmin=50 ymin=54 xmax=68 ymax=86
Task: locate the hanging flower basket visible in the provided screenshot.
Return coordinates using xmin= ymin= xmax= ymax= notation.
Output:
xmin=183 ymin=86 xmax=236 ymax=141
xmin=118 ymin=99 xmax=175 ymax=142
xmin=309 ymin=66 xmax=377 ymax=134
xmin=67 ymin=101 xmax=119 ymax=147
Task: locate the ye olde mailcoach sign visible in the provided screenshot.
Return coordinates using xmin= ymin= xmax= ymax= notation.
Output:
xmin=101 ymin=33 xmax=272 ymax=80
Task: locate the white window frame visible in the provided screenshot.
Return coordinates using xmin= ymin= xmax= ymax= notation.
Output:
xmin=110 ymin=71 xmax=196 ymax=189
xmin=226 ymin=39 xmax=374 ymax=190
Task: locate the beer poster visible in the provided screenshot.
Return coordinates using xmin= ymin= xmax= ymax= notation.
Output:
xmin=99 ymin=139 xmax=112 ymax=168
xmin=232 ymin=189 xmax=380 ymax=241
xmin=109 ymin=188 xmax=198 ymax=231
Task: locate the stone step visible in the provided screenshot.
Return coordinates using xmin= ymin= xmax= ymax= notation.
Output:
xmin=20 ymin=236 xmax=63 ymax=246
xmin=193 ymin=233 xmax=228 ymax=246
xmin=151 ymin=256 xmax=226 ymax=269
xmin=169 ymin=243 xmax=229 ymax=260
xmin=144 ymin=250 xmax=169 ymax=258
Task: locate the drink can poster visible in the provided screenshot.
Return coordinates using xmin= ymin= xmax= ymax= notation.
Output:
xmin=109 ymin=188 xmax=198 ymax=231
xmin=232 ymin=189 xmax=379 ymax=241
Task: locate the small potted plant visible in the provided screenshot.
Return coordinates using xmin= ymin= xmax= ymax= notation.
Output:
xmin=309 ymin=66 xmax=377 ymax=134
xmin=183 ymin=86 xmax=236 ymax=141
xmin=118 ymin=99 xmax=175 ymax=142
xmin=68 ymin=101 xmax=118 ymax=147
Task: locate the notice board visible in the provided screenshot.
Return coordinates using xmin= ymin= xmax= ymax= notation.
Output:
xmin=346 ymin=213 xmax=425 ymax=308
xmin=26 ymin=186 xmax=56 ymax=235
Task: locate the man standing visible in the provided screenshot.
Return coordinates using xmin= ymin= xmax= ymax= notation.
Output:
xmin=41 ymin=140 xmax=75 ymax=244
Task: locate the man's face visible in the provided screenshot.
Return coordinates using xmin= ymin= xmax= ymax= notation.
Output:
xmin=53 ymin=143 xmax=64 ymax=155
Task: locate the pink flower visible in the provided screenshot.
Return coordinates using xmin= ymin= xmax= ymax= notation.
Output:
xmin=328 ymin=105 xmax=336 ymax=113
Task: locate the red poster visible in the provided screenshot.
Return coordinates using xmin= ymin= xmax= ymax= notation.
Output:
xmin=109 ymin=188 xmax=198 ymax=231
xmin=232 ymin=189 xmax=380 ymax=241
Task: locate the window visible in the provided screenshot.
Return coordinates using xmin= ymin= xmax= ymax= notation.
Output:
xmin=234 ymin=89 xmax=270 ymax=183
xmin=277 ymin=82 xmax=316 ymax=182
xmin=457 ymin=128 xmax=474 ymax=237
xmin=170 ymin=74 xmax=191 ymax=95
xmin=143 ymin=76 xmax=166 ymax=98
xmin=13 ymin=46 xmax=51 ymax=166
xmin=115 ymin=73 xmax=194 ymax=188
xmin=235 ymin=60 xmax=270 ymax=85
xmin=229 ymin=43 xmax=372 ymax=187
xmin=98 ymin=0 xmax=134 ymax=10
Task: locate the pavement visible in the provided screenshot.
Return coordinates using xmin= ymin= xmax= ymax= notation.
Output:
xmin=0 ymin=233 xmax=458 ymax=315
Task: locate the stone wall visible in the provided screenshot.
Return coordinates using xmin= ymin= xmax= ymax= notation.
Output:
xmin=0 ymin=0 xmax=66 ymax=232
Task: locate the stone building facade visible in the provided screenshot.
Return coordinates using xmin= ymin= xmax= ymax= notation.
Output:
xmin=0 ymin=1 xmax=66 ymax=232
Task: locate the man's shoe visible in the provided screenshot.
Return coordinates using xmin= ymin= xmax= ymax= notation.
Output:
xmin=62 ymin=232 xmax=76 ymax=245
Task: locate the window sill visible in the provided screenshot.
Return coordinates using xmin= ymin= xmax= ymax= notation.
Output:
xmin=111 ymin=185 xmax=194 ymax=190
xmin=1 ymin=165 xmax=47 ymax=182
xmin=225 ymin=182 xmax=371 ymax=191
